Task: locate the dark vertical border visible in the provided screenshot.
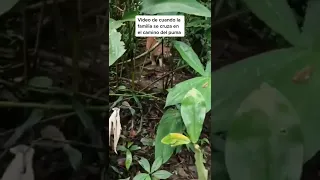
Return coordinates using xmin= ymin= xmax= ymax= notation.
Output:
xmin=211 ymin=1 xmax=214 ymax=180
xmin=105 ymin=2 xmax=110 ymax=180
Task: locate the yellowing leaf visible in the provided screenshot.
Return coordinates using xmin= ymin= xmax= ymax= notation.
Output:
xmin=161 ymin=133 xmax=190 ymax=147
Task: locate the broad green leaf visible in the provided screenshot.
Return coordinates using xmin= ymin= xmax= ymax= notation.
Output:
xmin=181 ymin=88 xmax=206 ymax=143
xmin=166 ymin=76 xmax=211 ymax=112
xmin=157 ymin=12 xmax=178 ymax=15
xmin=212 ymin=47 xmax=320 ymax=161
xmin=133 ymin=173 xmax=150 ymax=180
xmin=28 ymin=76 xmax=53 ymax=88
xmin=205 ymin=27 xmax=211 ymax=43
xmin=194 ymin=144 xmax=208 ymax=180
xmin=125 ymin=150 xmax=133 ymax=170
xmin=130 ymin=145 xmax=141 ymax=151
xmin=4 ymin=109 xmax=44 ymax=148
xmin=141 ymin=0 xmax=211 ymax=17
xmin=121 ymin=10 xmax=139 ymax=22
xmin=0 ymin=0 xmax=19 ymax=16
xmin=212 ymin=47 xmax=305 ymax=132
xmin=173 ymin=41 xmax=205 ymax=76
xmin=155 ymin=109 xmax=184 ymax=163
xmin=242 ymin=0 xmax=302 ymax=47
xmin=139 ymin=157 xmax=151 ymax=173
xmin=205 ymin=60 xmax=211 ymax=76
xmin=109 ymin=19 xmax=126 ymax=66
xmin=63 ymin=145 xmax=82 ymax=170
xmin=117 ymin=145 xmax=127 ymax=152
xmin=110 ymin=18 xmax=123 ymax=30
xmin=211 ymin=134 xmax=225 ymax=152
xmin=119 ymin=178 xmax=130 ymax=180
xmin=301 ymin=0 xmax=320 ymax=49
xmin=161 ymin=133 xmax=191 ymax=146
xmin=225 ymin=83 xmax=303 ymax=180
xmin=212 ymin=152 xmax=230 ymax=180
xmin=152 ymin=170 xmax=173 ymax=179
xmin=274 ymin=52 xmax=320 ymax=162
xmin=127 ymin=142 xmax=134 ymax=148
xmin=151 ymin=157 xmax=163 ymax=173
xmin=72 ymin=99 xmax=96 ymax=131
xmin=73 ymin=99 xmax=103 ymax=160
xmin=186 ymin=18 xmax=210 ymax=28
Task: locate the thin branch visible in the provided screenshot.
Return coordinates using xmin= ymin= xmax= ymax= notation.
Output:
xmin=0 ymin=101 xmax=108 ymax=111
xmin=32 ymin=138 xmax=107 ymax=152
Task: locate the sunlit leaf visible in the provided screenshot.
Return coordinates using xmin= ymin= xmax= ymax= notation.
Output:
xmin=152 ymin=170 xmax=172 ymax=179
xmin=166 ymin=76 xmax=211 ymax=112
xmin=151 ymin=157 xmax=163 ymax=173
xmin=138 ymin=157 xmax=151 ymax=173
xmin=181 ymin=88 xmax=206 ymax=143
xmin=121 ymin=10 xmax=139 ymax=22
xmin=173 ymin=41 xmax=205 ymax=76
xmin=161 ymin=133 xmax=191 ymax=146
xmin=141 ymin=0 xmax=211 ymax=17
xmin=125 ymin=150 xmax=133 ymax=170
xmin=133 ymin=173 xmax=150 ymax=180
xmin=109 ymin=19 xmax=126 ymax=66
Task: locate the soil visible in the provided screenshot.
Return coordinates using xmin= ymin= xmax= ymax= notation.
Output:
xmin=108 ymin=36 xmax=211 ymax=179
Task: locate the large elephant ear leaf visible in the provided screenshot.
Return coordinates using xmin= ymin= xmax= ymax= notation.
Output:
xmin=301 ymin=0 xmax=320 ymax=50
xmin=212 ymin=47 xmax=306 ymax=132
xmin=225 ymin=83 xmax=303 ymax=180
xmin=242 ymin=0 xmax=303 ymax=47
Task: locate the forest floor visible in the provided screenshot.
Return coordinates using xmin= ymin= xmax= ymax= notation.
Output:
xmin=108 ymin=37 xmax=211 ymax=179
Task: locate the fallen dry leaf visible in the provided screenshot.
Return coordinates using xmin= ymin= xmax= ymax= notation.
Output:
xmin=177 ymin=167 xmax=189 ymax=177
xmin=1 ymin=145 xmax=35 ymax=180
xmin=109 ymin=107 xmax=121 ymax=153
